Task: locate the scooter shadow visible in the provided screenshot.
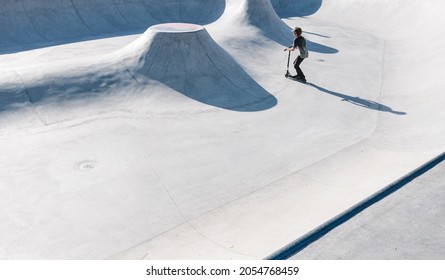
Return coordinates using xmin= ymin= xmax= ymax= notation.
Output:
xmin=306 ymin=82 xmax=407 ymax=115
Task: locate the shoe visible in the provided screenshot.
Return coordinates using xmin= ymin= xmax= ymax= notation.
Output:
xmin=296 ymin=76 xmax=306 ymax=83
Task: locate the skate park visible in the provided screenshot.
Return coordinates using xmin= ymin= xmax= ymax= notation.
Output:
xmin=0 ymin=0 xmax=444 ymax=259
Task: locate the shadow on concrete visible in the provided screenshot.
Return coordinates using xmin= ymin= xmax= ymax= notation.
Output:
xmin=274 ymin=31 xmax=337 ymax=54
xmin=307 ymin=40 xmax=338 ymax=54
xmin=162 ymin=0 xmax=225 ymax=26
xmin=304 ymin=31 xmax=330 ymax=39
xmin=0 ymin=0 xmax=226 ymax=55
xmin=122 ymin=28 xmax=278 ymax=113
xmin=164 ymin=79 xmax=278 ymax=112
xmin=0 ymin=27 xmax=148 ymax=55
xmin=307 ymin=83 xmax=406 ymax=115
xmin=271 ymin=0 xmax=323 ymax=18
xmin=148 ymin=44 xmax=278 ymax=112
xmin=276 ymin=35 xmax=338 ymax=54
xmin=159 ymin=78 xmax=278 ymax=112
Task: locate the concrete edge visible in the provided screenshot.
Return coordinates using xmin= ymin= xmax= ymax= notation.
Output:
xmin=265 ymin=151 xmax=445 ymax=260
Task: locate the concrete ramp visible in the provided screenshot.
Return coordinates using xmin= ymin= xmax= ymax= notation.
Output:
xmin=0 ymin=0 xmax=225 ymax=52
xmin=0 ymin=0 xmax=445 ymax=260
xmin=0 ymin=70 xmax=41 ymax=130
xmin=0 ymin=22 xmax=276 ymax=126
xmin=118 ymin=23 xmax=276 ymax=112
xmin=210 ymin=0 xmax=292 ymax=46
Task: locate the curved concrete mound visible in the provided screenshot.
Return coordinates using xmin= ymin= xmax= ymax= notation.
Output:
xmin=119 ymin=23 xmax=277 ymax=112
xmin=0 ymin=0 xmax=226 ymax=52
xmin=211 ymin=0 xmax=292 ymax=45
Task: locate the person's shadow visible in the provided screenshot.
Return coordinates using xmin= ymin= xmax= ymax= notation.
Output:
xmin=306 ymin=82 xmax=406 ymax=115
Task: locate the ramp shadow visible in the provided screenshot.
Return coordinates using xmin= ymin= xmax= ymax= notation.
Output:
xmin=271 ymin=0 xmax=323 ymax=18
xmin=307 ymin=83 xmax=406 ymax=115
xmin=151 ymin=71 xmax=278 ymax=113
xmin=303 ymin=31 xmax=330 ymax=38
xmin=0 ymin=0 xmax=226 ymax=55
xmin=307 ymin=40 xmax=338 ymax=54
xmin=274 ymin=33 xmax=338 ymax=54
xmin=0 ymin=28 xmax=148 ymax=55
xmin=131 ymin=29 xmax=278 ymax=112
xmin=273 ymin=28 xmax=337 ymax=53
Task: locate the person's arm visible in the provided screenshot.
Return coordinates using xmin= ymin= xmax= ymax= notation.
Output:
xmin=284 ymin=37 xmax=299 ymax=51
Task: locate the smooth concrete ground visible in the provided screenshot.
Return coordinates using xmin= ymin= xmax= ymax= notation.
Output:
xmin=1 ymin=0 xmax=445 ymax=260
xmin=291 ymin=160 xmax=445 ymax=260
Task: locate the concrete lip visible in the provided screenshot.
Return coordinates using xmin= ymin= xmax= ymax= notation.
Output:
xmin=150 ymin=23 xmax=205 ymax=33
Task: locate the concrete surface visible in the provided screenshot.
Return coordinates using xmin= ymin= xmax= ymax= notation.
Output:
xmin=0 ymin=0 xmax=225 ymax=52
xmin=0 ymin=0 xmax=444 ymax=259
xmin=291 ymin=159 xmax=445 ymax=260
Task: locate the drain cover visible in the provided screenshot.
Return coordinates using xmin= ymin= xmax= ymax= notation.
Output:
xmin=79 ymin=160 xmax=98 ymax=171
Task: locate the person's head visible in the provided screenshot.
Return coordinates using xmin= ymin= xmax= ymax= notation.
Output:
xmin=293 ymin=27 xmax=302 ymax=37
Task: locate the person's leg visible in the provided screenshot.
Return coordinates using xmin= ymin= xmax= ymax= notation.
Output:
xmin=293 ymin=56 xmax=305 ymax=80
